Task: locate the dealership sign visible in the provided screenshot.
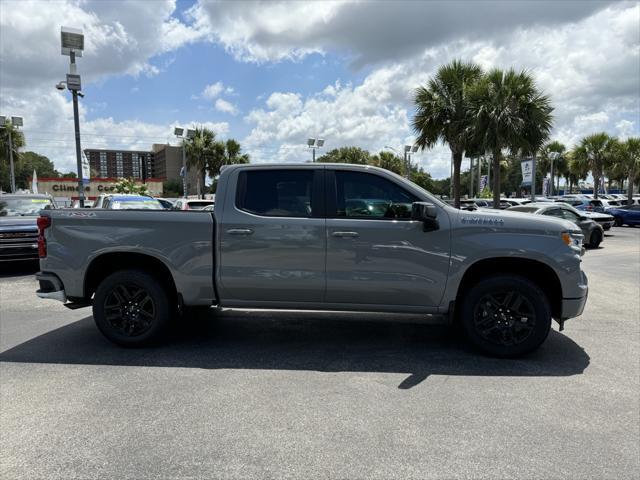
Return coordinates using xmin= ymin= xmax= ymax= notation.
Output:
xmin=51 ymin=184 xmax=116 ymax=192
xmin=521 ymin=158 xmax=533 ymax=186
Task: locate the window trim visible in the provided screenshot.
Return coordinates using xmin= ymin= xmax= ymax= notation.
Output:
xmin=234 ymin=168 xmax=323 ymax=219
xmin=325 ymin=169 xmax=418 ymax=221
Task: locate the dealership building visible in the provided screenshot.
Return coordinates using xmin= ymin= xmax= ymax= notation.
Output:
xmin=36 ymin=143 xmax=199 ymax=204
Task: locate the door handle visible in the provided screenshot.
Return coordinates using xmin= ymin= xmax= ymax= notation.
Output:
xmin=332 ymin=231 xmax=359 ymax=238
xmin=226 ymin=228 xmax=253 ymax=235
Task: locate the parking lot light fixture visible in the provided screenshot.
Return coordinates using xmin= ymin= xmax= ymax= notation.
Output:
xmin=307 ymin=137 xmax=324 ymax=162
xmin=174 ymin=126 xmax=193 ymax=197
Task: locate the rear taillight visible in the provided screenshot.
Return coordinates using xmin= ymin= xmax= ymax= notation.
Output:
xmin=37 ymin=215 xmax=51 ymax=258
xmin=586 ymin=205 xmax=593 ymax=211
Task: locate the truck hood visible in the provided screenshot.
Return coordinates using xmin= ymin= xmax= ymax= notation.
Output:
xmin=458 ymin=208 xmax=579 ymax=234
xmin=0 ymin=216 xmax=38 ymax=231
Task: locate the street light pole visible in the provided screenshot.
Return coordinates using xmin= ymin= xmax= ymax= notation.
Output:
xmin=60 ymin=27 xmax=86 ymax=206
xmin=71 ymin=75 xmax=85 ymax=206
xmin=8 ymin=127 xmax=15 ymax=193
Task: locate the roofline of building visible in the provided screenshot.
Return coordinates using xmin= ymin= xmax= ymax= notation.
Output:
xmin=29 ymin=177 xmax=167 ymax=182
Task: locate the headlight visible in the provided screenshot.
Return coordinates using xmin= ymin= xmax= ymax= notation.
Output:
xmin=561 ymin=231 xmax=584 ymax=251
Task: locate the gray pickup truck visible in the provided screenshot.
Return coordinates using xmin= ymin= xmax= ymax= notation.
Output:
xmin=35 ymin=163 xmax=588 ymax=357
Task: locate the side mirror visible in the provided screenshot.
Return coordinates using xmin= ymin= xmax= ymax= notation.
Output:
xmin=579 ymin=215 xmax=588 ymax=221
xmin=412 ymin=202 xmax=439 ymax=232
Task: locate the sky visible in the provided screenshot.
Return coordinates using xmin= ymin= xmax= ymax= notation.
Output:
xmin=0 ymin=0 xmax=638 ymax=179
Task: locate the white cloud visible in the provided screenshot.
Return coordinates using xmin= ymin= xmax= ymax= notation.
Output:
xmin=239 ymin=3 xmax=640 ymax=178
xmin=616 ymin=120 xmax=635 ymax=140
xmin=201 ymin=82 xmax=224 ymax=100
xmin=215 ymin=98 xmax=239 ymax=115
xmin=190 ymin=0 xmax=612 ymax=65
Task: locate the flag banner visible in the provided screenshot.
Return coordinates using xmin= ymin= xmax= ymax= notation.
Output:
xmin=479 ymin=175 xmax=488 ymax=192
xmin=542 ymin=176 xmax=549 ymax=196
xmin=32 ymin=169 xmax=38 ymax=194
xmin=81 ymin=151 xmax=90 ymax=185
xmin=521 ymin=158 xmax=533 ymax=186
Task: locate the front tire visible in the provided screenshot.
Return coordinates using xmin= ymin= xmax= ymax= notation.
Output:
xmin=588 ymin=229 xmax=602 ymax=248
xmin=614 ymin=217 xmax=623 ymax=227
xmin=93 ymin=269 xmax=171 ymax=347
xmin=458 ymin=275 xmax=552 ymax=357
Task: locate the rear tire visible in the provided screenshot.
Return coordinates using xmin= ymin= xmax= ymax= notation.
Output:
xmin=458 ymin=275 xmax=552 ymax=357
xmin=589 ymin=229 xmax=602 ymax=248
xmin=93 ymin=269 xmax=171 ymax=347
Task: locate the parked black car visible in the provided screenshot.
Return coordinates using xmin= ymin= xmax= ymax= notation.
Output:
xmin=0 ymin=194 xmax=56 ymax=262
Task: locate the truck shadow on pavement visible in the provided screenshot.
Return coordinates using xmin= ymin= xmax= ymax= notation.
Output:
xmin=0 ymin=310 xmax=590 ymax=389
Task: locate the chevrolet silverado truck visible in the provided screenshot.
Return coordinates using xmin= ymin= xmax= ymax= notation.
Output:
xmin=35 ymin=164 xmax=588 ymax=357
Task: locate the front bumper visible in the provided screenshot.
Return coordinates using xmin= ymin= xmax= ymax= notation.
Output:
xmin=561 ymin=270 xmax=588 ymax=320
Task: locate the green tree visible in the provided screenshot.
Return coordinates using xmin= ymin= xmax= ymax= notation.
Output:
xmin=616 ymin=137 xmax=640 ymax=205
xmin=114 ymin=178 xmax=149 ymax=195
xmin=316 ymin=146 xmax=371 ymax=164
xmin=162 ymin=178 xmax=182 ymax=197
xmin=15 ymin=151 xmax=59 ymax=190
xmin=409 ymin=167 xmax=435 ymax=192
xmin=0 ymin=120 xmax=25 ymax=192
xmin=412 ymin=60 xmax=484 ymax=209
xmin=566 ymin=151 xmax=589 ymax=194
xmin=185 ymin=127 xmax=216 ymax=198
xmin=469 ymin=68 xmax=553 ymax=208
xmin=207 ymin=138 xmax=250 ymax=182
xmin=372 ymin=151 xmax=404 ymax=175
xmin=538 ymin=141 xmax=566 ymax=195
xmin=570 ymin=132 xmax=616 ymax=199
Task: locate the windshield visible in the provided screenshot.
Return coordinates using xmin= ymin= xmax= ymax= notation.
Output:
xmin=0 ymin=197 xmax=54 ymax=216
xmin=187 ymin=201 xmax=214 ymax=209
xmin=507 ymin=206 xmax=540 ymax=213
xmin=111 ymin=199 xmax=163 ymax=210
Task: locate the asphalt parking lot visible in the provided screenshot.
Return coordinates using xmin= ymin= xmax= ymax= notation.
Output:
xmin=1 ymin=228 xmax=639 ymax=480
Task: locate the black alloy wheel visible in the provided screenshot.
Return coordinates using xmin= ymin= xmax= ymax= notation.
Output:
xmin=459 ymin=275 xmax=552 ymax=357
xmin=93 ymin=269 xmax=171 ymax=346
xmin=103 ymin=283 xmax=156 ymax=337
xmin=473 ymin=291 xmax=537 ymax=347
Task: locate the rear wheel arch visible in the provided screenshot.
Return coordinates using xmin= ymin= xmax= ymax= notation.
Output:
xmin=455 ymin=257 xmax=563 ymax=319
xmin=84 ymin=252 xmax=179 ymax=305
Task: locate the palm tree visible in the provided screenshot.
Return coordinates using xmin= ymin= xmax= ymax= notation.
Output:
xmin=185 ymin=127 xmax=216 ymax=198
xmin=468 ymin=68 xmax=553 ymax=208
xmin=617 ymin=137 xmax=640 ymax=205
xmin=224 ymin=139 xmax=250 ymax=167
xmin=0 ymin=120 xmax=25 ymax=192
xmin=566 ymin=152 xmax=589 ymax=194
xmin=538 ymin=141 xmax=566 ymax=196
xmin=412 ymin=59 xmax=483 ymax=208
xmin=570 ymin=133 xmax=615 ymax=199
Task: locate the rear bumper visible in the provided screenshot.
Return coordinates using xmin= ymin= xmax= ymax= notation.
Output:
xmin=36 ymin=272 xmax=67 ymax=303
xmin=561 ymin=270 xmax=588 ymax=320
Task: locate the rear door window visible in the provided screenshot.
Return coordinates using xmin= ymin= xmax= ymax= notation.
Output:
xmin=236 ymin=170 xmax=315 ymax=218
